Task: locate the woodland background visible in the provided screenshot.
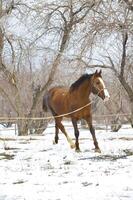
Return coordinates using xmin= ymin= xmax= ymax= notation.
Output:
xmin=0 ymin=0 xmax=133 ymax=135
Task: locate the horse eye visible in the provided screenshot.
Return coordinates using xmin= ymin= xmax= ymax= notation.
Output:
xmin=96 ymin=81 xmax=100 ymax=85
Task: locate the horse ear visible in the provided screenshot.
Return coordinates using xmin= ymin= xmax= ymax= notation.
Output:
xmin=95 ymin=70 xmax=98 ymax=75
xmin=99 ymin=69 xmax=102 ymax=75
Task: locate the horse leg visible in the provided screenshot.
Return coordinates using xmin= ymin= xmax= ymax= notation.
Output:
xmin=50 ymin=109 xmax=59 ymax=145
xmin=53 ymin=120 xmax=59 ymax=144
xmin=56 ymin=118 xmax=75 ymax=149
xmin=85 ymin=117 xmax=101 ymax=153
xmin=72 ymin=119 xmax=80 ymax=152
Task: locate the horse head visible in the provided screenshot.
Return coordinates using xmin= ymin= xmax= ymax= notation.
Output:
xmin=91 ymin=70 xmax=110 ymax=102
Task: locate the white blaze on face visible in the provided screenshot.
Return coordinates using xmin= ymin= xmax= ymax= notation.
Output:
xmin=98 ymin=78 xmax=110 ymax=102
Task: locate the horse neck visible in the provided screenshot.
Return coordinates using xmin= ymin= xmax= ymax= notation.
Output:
xmin=78 ymin=79 xmax=92 ymax=100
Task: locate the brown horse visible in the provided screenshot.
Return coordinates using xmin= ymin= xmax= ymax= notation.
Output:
xmin=43 ymin=70 xmax=110 ymax=152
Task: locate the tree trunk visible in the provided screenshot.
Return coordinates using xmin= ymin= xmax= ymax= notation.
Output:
xmin=118 ymin=77 xmax=133 ymax=128
xmin=81 ymin=119 xmax=87 ymax=128
xmin=111 ymin=116 xmax=122 ymax=132
xmin=129 ymin=100 xmax=133 ymax=128
xmin=29 ymin=119 xmax=49 ymax=135
xmin=17 ymin=120 xmax=29 ymax=136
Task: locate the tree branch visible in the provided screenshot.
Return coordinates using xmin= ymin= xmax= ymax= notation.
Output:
xmin=120 ymin=32 xmax=128 ymax=77
xmin=74 ymin=3 xmax=95 ymax=24
xmin=0 ymin=86 xmax=18 ymax=115
xmin=122 ymin=0 xmax=133 ymax=11
xmin=5 ymin=35 xmax=15 ymax=64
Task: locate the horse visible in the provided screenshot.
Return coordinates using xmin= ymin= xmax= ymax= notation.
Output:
xmin=43 ymin=70 xmax=110 ymax=153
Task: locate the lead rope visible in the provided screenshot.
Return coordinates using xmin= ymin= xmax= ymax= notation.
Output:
xmin=0 ymin=100 xmax=94 ymax=121
xmin=47 ymin=88 xmax=104 ymax=119
xmin=0 ymin=89 xmax=104 ymax=121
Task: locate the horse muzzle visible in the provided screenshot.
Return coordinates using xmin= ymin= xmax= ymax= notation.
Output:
xmin=104 ymin=96 xmax=110 ymax=102
xmin=103 ymin=88 xmax=110 ymax=102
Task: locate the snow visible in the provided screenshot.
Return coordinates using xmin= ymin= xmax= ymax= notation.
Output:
xmin=0 ymin=123 xmax=133 ymax=200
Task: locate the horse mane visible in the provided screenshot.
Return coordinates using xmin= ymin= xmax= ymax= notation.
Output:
xmin=69 ymin=73 xmax=93 ymax=92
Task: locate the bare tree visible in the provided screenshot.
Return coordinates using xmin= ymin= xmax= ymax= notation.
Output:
xmin=0 ymin=0 xmax=100 ymax=135
xmin=0 ymin=0 xmax=132 ymax=135
xmin=73 ymin=0 xmax=133 ymax=128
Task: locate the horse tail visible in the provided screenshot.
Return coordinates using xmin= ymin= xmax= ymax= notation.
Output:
xmin=42 ymin=93 xmax=49 ymax=112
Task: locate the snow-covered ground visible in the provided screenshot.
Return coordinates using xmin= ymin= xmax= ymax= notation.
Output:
xmin=0 ymin=123 xmax=133 ymax=200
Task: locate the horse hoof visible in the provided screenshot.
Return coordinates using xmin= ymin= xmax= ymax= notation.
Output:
xmin=95 ymin=148 xmax=101 ymax=153
xmin=75 ymin=149 xmax=81 ymax=153
xmin=70 ymin=143 xmax=75 ymax=149
xmin=53 ymin=140 xmax=58 ymax=145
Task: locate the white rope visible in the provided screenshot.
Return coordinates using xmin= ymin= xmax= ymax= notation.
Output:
xmin=0 ymin=111 xmax=131 ymax=122
xmin=0 ymin=100 xmax=94 ymax=121
xmin=0 ymin=88 xmax=103 ymax=121
xmin=0 ymin=88 xmax=132 ymax=122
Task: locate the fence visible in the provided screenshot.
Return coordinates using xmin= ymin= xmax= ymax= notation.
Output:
xmin=0 ymin=113 xmax=132 ymax=135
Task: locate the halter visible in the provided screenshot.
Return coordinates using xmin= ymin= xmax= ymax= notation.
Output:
xmin=93 ymin=86 xmax=110 ymax=102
